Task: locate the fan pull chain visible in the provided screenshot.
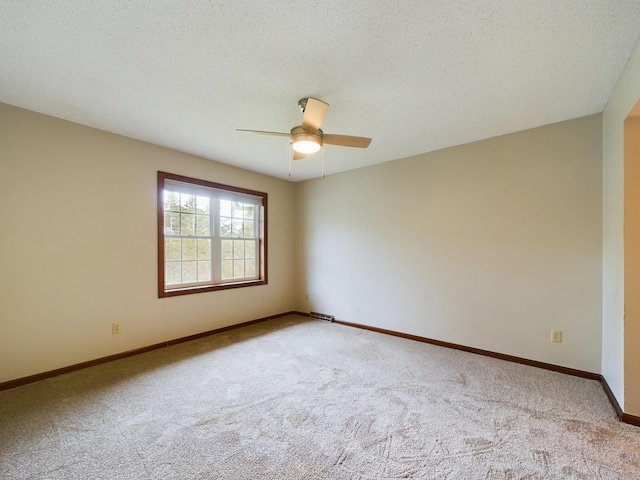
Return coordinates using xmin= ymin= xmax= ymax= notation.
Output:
xmin=321 ymin=147 xmax=325 ymax=179
xmin=288 ymin=142 xmax=292 ymax=177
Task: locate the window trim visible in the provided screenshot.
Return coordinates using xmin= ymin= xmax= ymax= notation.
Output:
xmin=157 ymin=171 xmax=267 ymax=298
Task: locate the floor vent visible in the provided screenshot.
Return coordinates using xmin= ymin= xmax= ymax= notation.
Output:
xmin=310 ymin=311 xmax=334 ymax=322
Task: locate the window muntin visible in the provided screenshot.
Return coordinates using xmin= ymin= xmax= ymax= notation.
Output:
xmin=158 ymin=172 xmax=267 ymax=297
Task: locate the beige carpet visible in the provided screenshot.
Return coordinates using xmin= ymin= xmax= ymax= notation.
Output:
xmin=1 ymin=315 xmax=639 ymax=479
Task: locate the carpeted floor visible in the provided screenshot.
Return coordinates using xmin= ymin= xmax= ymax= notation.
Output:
xmin=1 ymin=314 xmax=639 ymax=479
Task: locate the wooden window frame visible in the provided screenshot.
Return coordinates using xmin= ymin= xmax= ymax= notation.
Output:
xmin=157 ymin=171 xmax=267 ymax=298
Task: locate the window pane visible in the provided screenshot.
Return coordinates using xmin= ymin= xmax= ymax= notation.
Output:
xmin=243 ymin=220 xmax=254 ymax=238
xmin=164 ymin=191 xmax=180 ymax=212
xmin=197 ymin=261 xmax=211 ymax=282
xmin=222 ymin=239 xmax=233 ymax=260
xmin=197 ymin=239 xmax=211 ymax=259
xmin=181 ymin=213 xmax=195 ymax=235
xmin=232 ymin=219 xmax=243 ymax=237
xmin=220 ymin=217 xmax=232 ymax=237
xmin=245 ymin=241 xmax=255 ymax=259
xmin=222 ymin=260 xmax=233 ymax=280
xmin=232 ymin=202 xmax=244 ymax=219
xmin=166 ymin=238 xmax=181 ymax=261
xmin=220 ymin=200 xmax=232 ymax=217
xmin=182 ymin=238 xmax=196 ymax=260
xmin=196 ymin=214 xmax=209 ymax=236
xmin=182 ymin=261 xmax=197 ymax=283
xmin=245 ymin=259 xmax=256 ymax=277
xmin=164 ymin=213 xmax=180 ymax=235
xmin=233 ymin=240 xmax=244 ymax=259
xmin=181 ymin=194 xmax=196 ymax=213
xmin=196 ymin=195 xmax=210 ymax=214
xmin=166 ymin=262 xmax=181 ymax=285
xmin=234 ymin=260 xmax=245 ymax=278
xmin=244 ymin=205 xmax=254 ymax=219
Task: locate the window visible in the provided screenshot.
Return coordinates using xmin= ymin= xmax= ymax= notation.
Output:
xmin=158 ymin=172 xmax=267 ymax=297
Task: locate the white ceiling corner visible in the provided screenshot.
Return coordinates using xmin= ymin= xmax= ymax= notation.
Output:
xmin=1 ymin=1 xmax=639 ymax=181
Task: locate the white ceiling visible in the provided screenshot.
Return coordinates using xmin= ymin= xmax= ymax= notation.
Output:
xmin=2 ymin=1 xmax=640 ymax=181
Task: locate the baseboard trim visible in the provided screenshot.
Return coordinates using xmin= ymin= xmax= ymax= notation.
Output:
xmin=621 ymin=413 xmax=640 ymax=427
xmin=332 ymin=318 xmax=599 ymax=380
xmin=319 ymin=315 xmax=638 ymax=428
xmin=598 ymin=374 xmax=624 ymax=418
xmin=0 ymin=311 xmax=295 ymax=391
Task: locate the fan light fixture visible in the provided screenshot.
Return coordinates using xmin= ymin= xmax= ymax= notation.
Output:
xmin=237 ymin=97 xmax=372 ymax=177
xmin=292 ymin=131 xmax=322 ymax=154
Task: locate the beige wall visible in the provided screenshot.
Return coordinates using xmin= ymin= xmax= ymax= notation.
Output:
xmin=602 ymin=38 xmax=640 ymax=412
xmin=295 ymin=115 xmax=603 ymax=372
xmin=0 ymin=103 xmax=296 ymax=383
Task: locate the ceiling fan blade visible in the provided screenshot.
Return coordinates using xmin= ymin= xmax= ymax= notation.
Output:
xmin=293 ymin=150 xmax=306 ymax=161
xmin=302 ymin=98 xmax=329 ymax=133
xmin=323 ymin=134 xmax=372 ymax=148
xmin=236 ymin=129 xmax=289 ymax=137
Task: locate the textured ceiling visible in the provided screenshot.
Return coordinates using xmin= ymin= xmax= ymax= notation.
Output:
xmin=2 ymin=1 xmax=640 ymax=181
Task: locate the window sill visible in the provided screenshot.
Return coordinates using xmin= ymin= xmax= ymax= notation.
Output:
xmin=160 ymin=279 xmax=267 ymax=298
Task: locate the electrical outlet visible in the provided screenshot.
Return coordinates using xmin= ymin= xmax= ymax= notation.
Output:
xmin=551 ymin=329 xmax=562 ymax=343
xmin=112 ymin=322 xmax=121 ymax=335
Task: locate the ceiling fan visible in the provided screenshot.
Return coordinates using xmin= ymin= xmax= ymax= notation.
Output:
xmin=237 ymin=97 xmax=372 ymax=165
